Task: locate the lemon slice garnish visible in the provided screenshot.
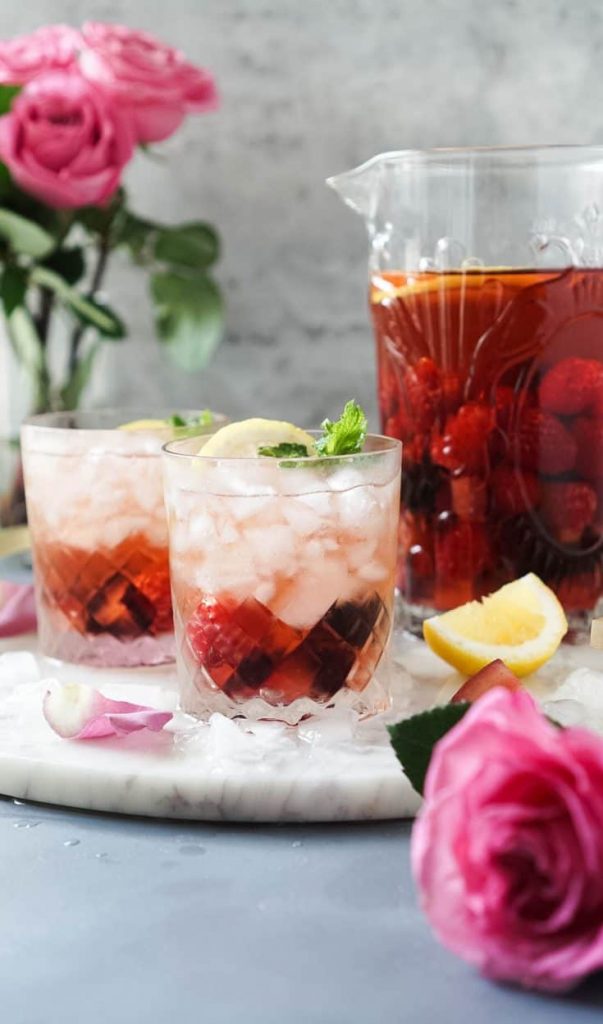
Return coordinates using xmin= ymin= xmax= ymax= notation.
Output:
xmin=423 ymin=574 xmax=567 ymax=677
xmin=200 ymin=418 xmax=316 ymax=458
xmin=118 ymin=418 xmax=168 ymax=432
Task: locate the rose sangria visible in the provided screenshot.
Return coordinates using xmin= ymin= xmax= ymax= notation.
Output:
xmin=372 ymin=266 xmax=603 ymax=632
xmin=21 ymin=409 xmax=224 ymax=666
xmin=162 ymin=408 xmax=401 ymax=723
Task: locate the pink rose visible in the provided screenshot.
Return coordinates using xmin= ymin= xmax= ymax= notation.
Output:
xmin=79 ymin=22 xmax=217 ymax=144
xmin=0 ymin=70 xmax=134 ymax=209
xmin=0 ymin=25 xmax=81 ymax=84
xmin=412 ymin=688 xmax=603 ymax=992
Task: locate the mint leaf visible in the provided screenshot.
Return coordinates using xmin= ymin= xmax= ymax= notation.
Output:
xmin=388 ymin=703 xmax=470 ymax=796
xmin=258 ymin=442 xmax=309 ymax=458
xmin=315 ymin=400 xmax=367 ymax=456
xmin=168 ymin=411 xmax=215 ymax=433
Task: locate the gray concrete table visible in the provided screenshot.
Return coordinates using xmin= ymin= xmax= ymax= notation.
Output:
xmin=1 ymin=797 xmax=603 ymax=1024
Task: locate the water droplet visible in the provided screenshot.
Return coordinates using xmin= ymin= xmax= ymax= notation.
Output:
xmin=95 ymin=852 xmax=109 ymax=860
xmin=12 ymin=799 xmax=25 ymax=806
xmin=13 ymin=820 xmax=39 ymax=829
xmin=63 ymin=839 xmax=80 ymax=848
xmin=291 ymin=840 xmax=303 ymax=849
xmin=179 ymin=843 xmax=206 ymax=856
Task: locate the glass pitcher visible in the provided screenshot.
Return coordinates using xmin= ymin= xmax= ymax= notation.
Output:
xmin=328 ymin=145 xmax=603 ymax=639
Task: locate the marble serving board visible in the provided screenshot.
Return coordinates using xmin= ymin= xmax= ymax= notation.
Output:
xmin=0 ymin=632 xmax=602 ymax=823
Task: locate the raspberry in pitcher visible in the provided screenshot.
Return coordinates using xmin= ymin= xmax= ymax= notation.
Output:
xmin=371 ymin=267 xmax=603 ymax=632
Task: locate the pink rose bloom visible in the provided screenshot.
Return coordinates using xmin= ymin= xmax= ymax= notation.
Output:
xmin=0 ymin=70 xmax=134 ymax=209
xmin=0 ymin=25 xmax=81 ymax=84
xmin=412 ymin=687 xmax=603 ymax=992
xmin=79 ymin=22 xmax=217 ymax=144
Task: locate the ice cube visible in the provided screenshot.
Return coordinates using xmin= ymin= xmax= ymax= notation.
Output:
xmin=295 ymin=491 xmax=334 ymax=519
xmin=272 ymin=554 xmax=351 ymax=629
xmin=280 ymin=497 xmax=323 ymax=536
xmin=333 ymin=485 xmax=379 ymax=535
xmin=326 ymin=466 xmax=366 ymax=492
xmin=244 ymin=524 xmax=298 ymax=579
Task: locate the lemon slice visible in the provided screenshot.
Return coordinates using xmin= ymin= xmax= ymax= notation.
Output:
xmin=423 ymin=574 xmax=567 ymax=677
xmin=200 ymin=418 xmax=316 ymax=458
xmin=118 ymin=418 xmax=168 ymax=431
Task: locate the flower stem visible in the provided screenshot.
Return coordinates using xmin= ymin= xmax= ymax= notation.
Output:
xmin=67 ymin=231 xmax=110 ymax=381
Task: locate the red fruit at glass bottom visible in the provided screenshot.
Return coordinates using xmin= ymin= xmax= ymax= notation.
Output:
xmin=491 ymin=465 xmax=540 ymax=517
xmin=540 ymin=482 xmax=597 ymax=543
xmin=539 ymin=357 xmax=603 ymax=416
xmin=187 ymin=597 xmax=254 ymax=670
xmin=135 ymin=568 xmax=173 ymax=634
xmin=450 ymin=659 xmax=521 ymax=704
xmin=517 ymin=408 xmax=577 ymax=475
xmin=573 ymin=417 xmax=603 ymax=482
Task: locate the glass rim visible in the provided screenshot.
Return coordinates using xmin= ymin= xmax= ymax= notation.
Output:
xmin=22 ymin=407 xmax=224 ymax=435
xmin=331 ymin=143 xmax=603 ymax=173
xmin=162 ymin=430 xmax=401 ymax=464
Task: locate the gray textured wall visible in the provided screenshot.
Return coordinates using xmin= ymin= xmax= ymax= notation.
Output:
xmin=3 ymin=0 xmax=603 ymax=427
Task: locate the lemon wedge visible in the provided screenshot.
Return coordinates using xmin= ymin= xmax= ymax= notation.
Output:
xmin=118 ymin=418 xmax=168 ymax=431
xmin=200 ymin=418 xmax=316 ymax=458
xmin=423 ymin=574 xmax=567 ymax=677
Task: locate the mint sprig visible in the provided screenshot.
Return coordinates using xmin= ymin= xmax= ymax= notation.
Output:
xmin=257 ymin=442 xmax=309 ymax=458
xmin=168 ymin=410 xmax=214 ymax=431
xmin=315 ymin=400 xmax=367 ymax=457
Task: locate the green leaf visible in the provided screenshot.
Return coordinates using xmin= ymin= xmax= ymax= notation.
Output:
xmin=154 ymin=222 xmax=220 ymax=269
xmin=0 ymin=265 xmax=27 ymax=316
xmin=258 ymin=442 xmax=309 ymax=458
xmin=31 ymin=266 xmax=125 ymax=338
xmin=151 ymin=271 xmax=223 ymax=372
xmin=0 ymin=85 xmax=21 ymax=116
xmin=43 ymin=247 xmax=86 ymax=286
xmin=0 ymin=209 xmax=55 ymax=258
xmin=60 ymin=342 xmax=101 ymax=410
xmin=388 ymin=703 xmax=470 ymax=797
xmin=115 ymin=210 xmax=156 ymax=261
xmin=315 ymin=400 xmax=368 ymax=456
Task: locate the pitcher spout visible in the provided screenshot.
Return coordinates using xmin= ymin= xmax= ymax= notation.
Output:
xmin=326 ymin=154 xmax=386 ymax=221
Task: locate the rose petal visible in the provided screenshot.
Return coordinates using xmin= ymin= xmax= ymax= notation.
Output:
xmin=0 ymin=581 xmax=37 ymax=637
xmin=43 ymin=680 xmax=172 ymax=740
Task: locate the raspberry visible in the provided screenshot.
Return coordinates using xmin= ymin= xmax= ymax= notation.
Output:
xmin=434 ymin=520 xmax=491 ymax=610
xmin=573 ymin=418 xmax=603 ymax=482
xmin=431 ymin=403 xmax=493 ymax=473
xmin=555 ymin=569 xmax=601 ymax=612
xmin=539 ymin=357 xmax=603 ymax=416
xmin=491 ymin=466 xmax=540 ymax=517
xmin=187 ymin=597 xmax=255 ymax=670
xmin=450 ymin=475 xmax=487 ymax=521
xmin=494 ymin=385 xmax=516 ymax=432
xmin=435 ymin=520 xmax=491 ymax=578
xmin=404 ymin=357 xmax=441 ymax=432
xmin=517 ymin=408 xmax=576 ymax=475
xmin=540 ymin=482 xmax=597 ymax=543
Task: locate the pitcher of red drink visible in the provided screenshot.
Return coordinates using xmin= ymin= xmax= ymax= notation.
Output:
xmin=329 ymin=146 xmax=603 ymax=638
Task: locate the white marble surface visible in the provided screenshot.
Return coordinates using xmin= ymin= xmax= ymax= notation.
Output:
xmin=1 ymin=632 xmax=603 ymax=822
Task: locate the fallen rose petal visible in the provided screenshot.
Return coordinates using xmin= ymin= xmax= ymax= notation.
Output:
xmin=0 ymin=582 xmax=37 ymax=637
xmin=43 ymin=680 xmax=172 ymax=740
